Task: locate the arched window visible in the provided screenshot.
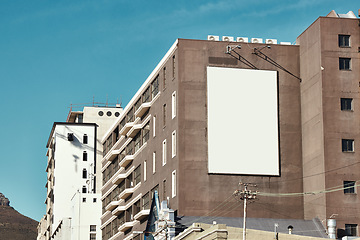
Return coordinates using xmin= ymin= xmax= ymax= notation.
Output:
xmin=82 ymin=169 xmax=87 ymax=179
xmin=83 ymin=151 xmax=87 ymax=161
xmin=83 ymin=134 xmax=88 ymax=144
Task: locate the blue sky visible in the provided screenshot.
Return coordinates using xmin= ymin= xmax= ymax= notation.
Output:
xmin=0 ymin=1 xmax=358 ymax=222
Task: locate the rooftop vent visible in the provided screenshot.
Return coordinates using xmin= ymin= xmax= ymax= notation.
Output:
xmin=208 ymin=35 xmax=219 ymax=41
xmin=251 ymin=38 xmax=263 ymax=43
xmin=236 ymin=37 xmax=248 ymax=43
xmin=222 ymin=36 xmax=234 ymax=42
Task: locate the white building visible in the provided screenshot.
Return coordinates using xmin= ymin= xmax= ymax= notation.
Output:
xmin=42 ymin=106 xmax=122 ymax=240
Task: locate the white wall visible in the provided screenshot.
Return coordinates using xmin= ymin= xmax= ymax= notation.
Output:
xmin=207 ymin=67 xmax=279 ymax=175
xmin=52 ymin=124 xmax=96 ymax=234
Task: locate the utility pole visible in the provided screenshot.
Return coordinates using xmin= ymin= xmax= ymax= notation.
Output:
xmin=233 ymin=183 xmax=258 ymax=240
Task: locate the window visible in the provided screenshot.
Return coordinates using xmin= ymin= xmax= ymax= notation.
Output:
xmin=172 ymin=91 xmax=176 ymax=119
xmin=142 ymin=192 xmax=150 ymax=210
xmin=344 ymin=181 xmax=356 ymax=194
xmin=90 ymin=225 xmax=96 ymax=232
xmin=153 ymin=152 xmax=156 ymax=174
xmin=143 ymin=87 xmax=150 ymax=103
xmin=151 ymin=75 xmax=159 ymax=99
xmin=162 ymin=140 xmax=167 ymax=166
xmin=142 ymin=122 xmax=150 ymax=144
xmin=342 ymin=139 xmax=354 ymax=152
xmin=144 ymin=160 xmax=147 ymax=182
xmin=83 ymin=134 xmax=88 ymax=144
xmin=339 ymin=58 xmax=351 ymax=70
xmin=134 ymin=165 xmax=141 ymax=185
xmin=341 ymin=98 xmax=353 ymax=111
xmin=153 ymin=115 xmax=156 ymax=137
xmin=134 ymin=200 xmax=141 ymax=216
xmin=172 ymin=55 xmax=176 ymax=78
xmin=345 ymin=224 xmax=357 ymax=236
xmin=339 ymin=35 xmax=350 ymax=47
xmin=83 ymin=169 xmax=87 ymax=179
xmin=172 ymin=170 xmax=176 ymax=198
xmin=90 ymin=233 xmax=96 ymax=240
xmin=172 ymin=130 xmax=176 ymax=158
xmin=82 ymin=186 xmax=87 ymax=193
xmin=163 ymin=179 xmax=167 ymax=201
xmin=93 ymin=198 xmax=97 ymax=203
xmin=163 ymin=104 xmax=166 ymax=127
xmin=163 ymin=67 xmax=166 ymax=90
xmin=83 ymin=198 xmax=86 ymax=202
xmin=83 ymin=151 xmax=88 ymax=161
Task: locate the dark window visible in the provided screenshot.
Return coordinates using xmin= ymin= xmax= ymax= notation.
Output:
xmin=83 ymin=151 xmax=88 ymax=161
xmin=339 ymin=35 xmax=350 ymax=47
xmin=345 ymin=224 xmax=357 ymax=236
xmin=163 ymin=67 xmax=166 ymax=90
xmin=107 ymin=111 xmax=112 ymax=116
xmin=83 ymin=169 xmax=87 ymax=179
xmin=83 ymin=134 xmax=88 ymax=144
xmin=98 ymin=111 xmax=104 ymax=116
xmin=67 ymin=133 xmax=74 ymax=141
xmin=342 ymin=139 xmax=354 ymax=152
xmin=341 ymin=98 xmax=353 ymax=111
xmin=339 ymin=58 xmax=351 ymax=70
xmin=93 ymin=198 xmax=97 ymax=203
xmin=172 ymin=55 xmax=176 ymax=78
xmin=344 ymin=181 xmax=356 ymax=194
xmin=163 ymin=104 xmax=166 ymax=127
xmin=82 ymin=186 xmax=87 ymax=193
xmin=90 ymin=233 xmax=96 ymax=240
xmin=82 ymin=198 xmax=86 ymax=202
xmin=134 ymin=165 xmax=141 ymax=185
xmin=90 ymin=225 xmax=96 ymax=232
xmin=115 ymin=112 xmax=120 ymax=117
xmin=151 ymin=76 xmax=159 ymax=99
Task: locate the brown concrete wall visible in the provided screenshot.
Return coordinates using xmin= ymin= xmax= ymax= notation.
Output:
xmin=320 ymin=17 xmax=360 ymax=231
xmin=298 ymin=15 xmax=360 ymax=232
xmin=297 ymin=18 xmax=327 ymax=222
xmin=177 ymin=39 xmax=304 ymax=219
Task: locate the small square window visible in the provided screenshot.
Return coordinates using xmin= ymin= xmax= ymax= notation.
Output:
xmin=90 ymin=225 xmax=96 ymax=232
xmin=93 ymin=198 xmax=97 ymax=203
xmin=90 ymin=233 xmax=96 ymax=240
xmin=339 ymin=35 xmax=350 ymax=47
xmin=342 ymin=139 xmax=354 ymax=152
xmin=345 ymin=224 xmax=357 ymax=236
xmin=344 ymin=181 xmax=356 ymax=194
xmin=341 ymin=98 xmax=353 ymax=111
xmin=82 ymin=197 xmax=86 ymax=202
xmin=339 ymin=58 xmax=351 ymax=70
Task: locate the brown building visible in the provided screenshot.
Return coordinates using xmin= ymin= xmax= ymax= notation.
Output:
xmin=100 ymin=10 xmax=360 ymax=240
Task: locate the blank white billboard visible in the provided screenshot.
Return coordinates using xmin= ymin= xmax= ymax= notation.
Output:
xmin=207 ymin=67 xmax=279 ymax=175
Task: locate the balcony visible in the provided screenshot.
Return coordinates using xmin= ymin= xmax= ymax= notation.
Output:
xmin=118 ymin=220 xmax=138 ymax=232
xmin=135 ymin=92 xmax=160 ymax=118
xmin=119 ymin=117 xmax=140 ymax=136
xmin=112 ymin=205 xmax=126 ymax=216
xmin=119 ymin=183 xmax=141 ymax=200
xmin=105 ymin=200 xmax=121 ymax=211
xmin=134 ymin=209 xmax=150 ymax=221
xmin=126 ymin=124 xmax=142 ymax=138
xmin=119 ymin=155 xmax=134 ymax=168
xmin=112 ymin=166 xmax=135 ymax=185
xmin=127 ymin=115 xmax=152 ymax=138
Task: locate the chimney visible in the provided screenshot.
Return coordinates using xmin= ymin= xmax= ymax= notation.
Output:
xmin=327 ymin=219 xmax=337 ymax=239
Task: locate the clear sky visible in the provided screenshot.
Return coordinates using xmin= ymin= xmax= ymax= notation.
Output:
xmin=0 ymin=0 xmax=358 ymax=222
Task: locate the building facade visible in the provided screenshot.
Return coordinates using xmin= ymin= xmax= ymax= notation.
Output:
xmin=100 ymin=10 xmax=360 ymax=240
xmin=297 ymin=10 xmax=360 ymax=238
xmin=42 ymin=106 xmax=122 ymax=240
